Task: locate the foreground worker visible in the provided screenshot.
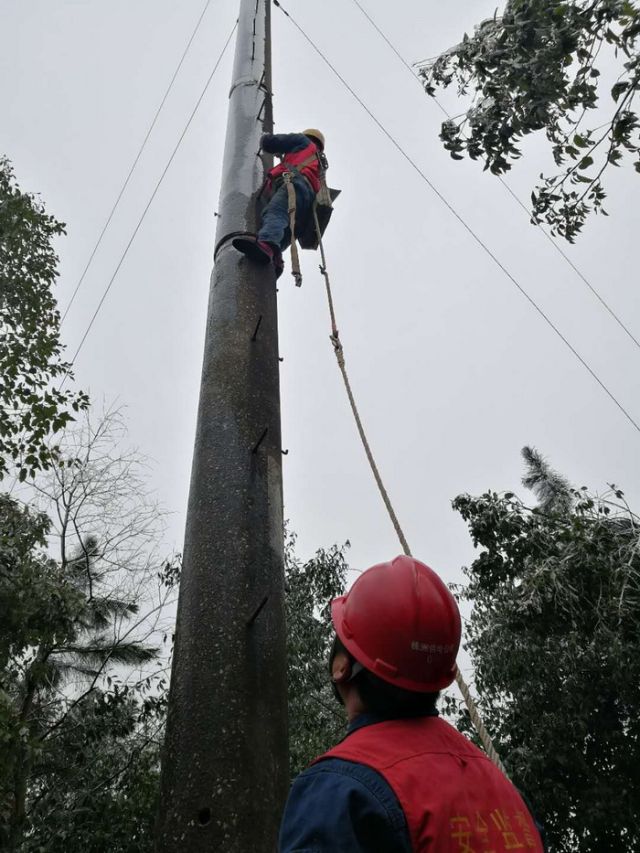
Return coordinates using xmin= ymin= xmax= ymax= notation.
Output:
xmin=232 ymin=128 xmax=326 ymax=278
xmin=279 ymin=556 xmax=545 ymax=852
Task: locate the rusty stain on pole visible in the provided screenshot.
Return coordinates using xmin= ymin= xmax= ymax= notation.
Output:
xmin=155 ymin=1 xmax=288 ymax=850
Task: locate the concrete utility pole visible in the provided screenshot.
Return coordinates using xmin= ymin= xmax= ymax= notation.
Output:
xmin=155 ymin=2 xmax=288 ymax=850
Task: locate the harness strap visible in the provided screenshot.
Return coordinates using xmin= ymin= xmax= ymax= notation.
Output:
xmin=277 ymin=151 xmax=319 ymax=189
xmin=283 ymin=172 xmax=303 ymax=287
xmin=301 ymin=152 xmax=320 ymax=170
xmin=276 ymin=151 xmax=325 ymax=286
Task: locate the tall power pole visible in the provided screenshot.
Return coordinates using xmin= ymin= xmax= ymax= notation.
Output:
xmin=155 ymin=2 xmax=288 ymax=850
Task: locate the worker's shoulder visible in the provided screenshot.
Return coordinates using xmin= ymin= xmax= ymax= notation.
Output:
xmin=295 ymin=757 xmax=408 ymax=830
xmin=281 ymin=760 xmax=412 ymax=851
xmin=299 ymin=756 xmax=393 ymax=793
xmin=261 ymin=132 xmax=309 ymax=151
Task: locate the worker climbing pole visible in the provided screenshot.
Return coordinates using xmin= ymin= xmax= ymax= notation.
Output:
xmin=155 ymin=1 xmax=288 ymax=851
xmin=233 ymin=127 xmax=338 ymax=285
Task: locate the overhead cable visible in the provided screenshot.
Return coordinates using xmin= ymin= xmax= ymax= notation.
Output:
xmin=64 ymin=20 xmax=238 ymax=378
xmin=349 ymin=0 xmax=640 ymax=352
xmin=273 ymin=0 xmax=640 ymax=434
xmin=61 ymin=0 xmax=215 ymax=323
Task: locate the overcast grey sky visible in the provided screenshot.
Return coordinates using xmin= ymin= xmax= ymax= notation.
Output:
xmin=3 ymin=0 xmax=639 ymax=595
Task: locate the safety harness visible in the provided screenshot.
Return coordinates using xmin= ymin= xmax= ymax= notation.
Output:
xmin=275 ymin=151 xmax=335 ymax=286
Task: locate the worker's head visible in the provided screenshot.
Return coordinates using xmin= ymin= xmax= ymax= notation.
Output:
xmin=329 ymin=556 xmax=461 ymax=718
xmin=303 ymin=128 xmax=325 ymax=150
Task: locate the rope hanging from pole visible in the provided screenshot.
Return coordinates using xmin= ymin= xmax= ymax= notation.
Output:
xmin=312 ymin=209 xmax=508 ymax=778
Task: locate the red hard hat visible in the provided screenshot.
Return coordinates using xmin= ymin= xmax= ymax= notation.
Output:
xmin=331 ymin=555 xmax=461 ymax=693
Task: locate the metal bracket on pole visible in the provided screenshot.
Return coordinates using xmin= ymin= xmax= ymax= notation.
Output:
xmin=213 ymin=230 xmax=257 ymax=261
xmin=257 ymin=95 xmax=267 ymax=124
xmin=229 ymin=75 xmax=261 ymax=97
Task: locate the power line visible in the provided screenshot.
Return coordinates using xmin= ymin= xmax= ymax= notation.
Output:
xmin=61 ymin=0 xmax=215 ymax=323
xmin=497 ymin=181 xmax=640 ymax=349
xmin=272 ymin=0 xmax=640 ymax=434
xmin=63 ymin=20 xmax=238 ymax=380
xmin=350 ymin=0 xmax=420 ymax=79
xmin=349 ymin=0 xmax=640 ymax=352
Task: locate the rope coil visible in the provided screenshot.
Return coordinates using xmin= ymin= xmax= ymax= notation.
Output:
xmin=313 ymin=209 xmax=508 ymax=777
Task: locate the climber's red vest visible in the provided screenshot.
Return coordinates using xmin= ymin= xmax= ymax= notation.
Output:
xmin=268 ymin=142 xmax=321 ymax=193
xmin=316 ymin=716 xmax=544 ymax=852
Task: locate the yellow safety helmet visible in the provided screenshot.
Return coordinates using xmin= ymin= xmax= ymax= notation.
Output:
xmin=303 ymin=128 xmax=325 ymax=149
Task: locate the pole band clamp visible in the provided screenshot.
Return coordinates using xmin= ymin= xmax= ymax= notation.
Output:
xmin=214 ymin=230 xmax=258 ymax=260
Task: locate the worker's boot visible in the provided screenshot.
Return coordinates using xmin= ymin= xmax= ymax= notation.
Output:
xmin=232 ymin=237 xmax=274 ymax=266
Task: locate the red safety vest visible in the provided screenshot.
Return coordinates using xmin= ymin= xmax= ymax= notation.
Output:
xmin=317 ymin=717 xmax=544 ymax=852
xmin=268 ymin=141 xmax=321 ymax=194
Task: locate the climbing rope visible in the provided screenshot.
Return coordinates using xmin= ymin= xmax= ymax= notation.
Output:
xmin=313 ymin=211 xmax=410 ymax=556
xmin=313 ymin=209 xmax=508 ymax=777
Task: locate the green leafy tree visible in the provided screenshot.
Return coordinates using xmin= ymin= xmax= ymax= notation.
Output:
xmin=284 ymin=533 xmax=349 ymax=776
xmin=15 ymin=674 xmax=167 ymax=853
xmin=0 ymin=410 xmax=176 ymax=851
xmin=419 ymin=1 xmax=640 ymax=241
xmin=0 ymin=157 xmax=88 ymax=482
xmin=452 ymin=446 xmax=640 ymax=850
xmin=0 ymin=495 xmax=162 ymax=851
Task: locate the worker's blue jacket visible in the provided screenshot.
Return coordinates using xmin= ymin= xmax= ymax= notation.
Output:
xmin=280 ymin=713 xmax=413 ymax=852
xmin=279 ymin=713 xmax=545 ymax=852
